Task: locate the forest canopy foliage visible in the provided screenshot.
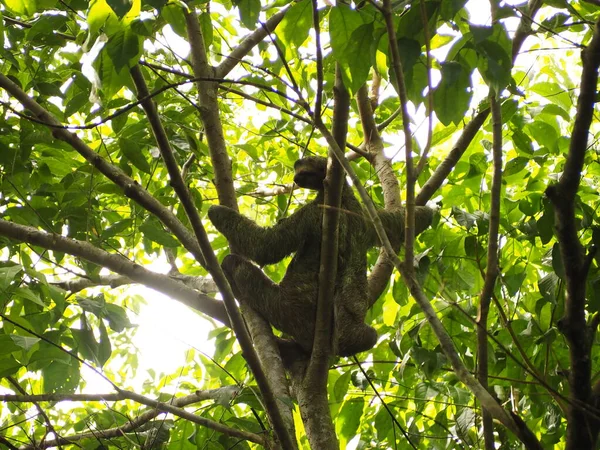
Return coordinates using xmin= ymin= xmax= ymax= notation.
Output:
xmin=0 ymin=0 xmax=600 ymax=449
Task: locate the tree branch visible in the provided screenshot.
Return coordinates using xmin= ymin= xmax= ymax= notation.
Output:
xmin=54 ymin=273 xmax=218 ymax=295
xmin=477 ymin=92 xmax=503 ymax=450
xmin=545 ymin=16 xmax=600 ymax=450
xmin=0 ymin=219 xmax=229 ymax=324
xmin=185 ymin=9 xmax=238 ymax=209
xmin=356 ymin=84 xmax=402 ymax=305
xmin=308 ymin=65 xmax=349 ymax=385
xmin=382 ymin=0 xmax=416 ymax=264
xmin=415 ymin=107 xmax=490 ymax=206
xmin=215 ymin=8 xmax=289 ymax=79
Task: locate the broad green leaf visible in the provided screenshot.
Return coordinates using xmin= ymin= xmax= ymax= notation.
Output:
xmin=43 ymin=359 xmax=80 ymax=393
xmin=28 ymin=14 xmax=69 ymax=39
xmin=199 ymin=12 xmax=213 ymax=52
xmin=161 ymin=3 xmax=187 ymax=37
xmin=119 ymin=137 xmax=152 ymax=173
xmin=88 ymin=0 xmax=120 ymax=35
xmin=329 ymin=4 xmax=364 ymax=60
xmin=538 ymin=273 xmax=559 ymax=304
xmin=433 ymin=61 xmax=472 ymax=126
xmin=0 ymin=265 xmax=22 ymax=291
xmin=339 ymin=23 xmax=374 ymax=94
xmin=527 ymin=121 xmax=559 ymax=152
xmin=139 ymin=220 xmax=180 ymax=247
xmin=14 ymin=287 xmax=45 ymax=306
xmin=4 ymin=0 xmax=37 ymax=15
xmin=97 ymin=320 xmax=112 ymax=366
xmin=10 ymin=334 xmax=40 ymax=350
xmin=0 ymin=355 xmax=22 ymax=378
xmin=333 ymin=370 xmax=351 ymax=403
xmin=105 ymin=303 xmax=134 ymax=332
xmin=552 ymin=243 xmax=565 ymax=280
xmin=336 ymin=397 xmax=364 ymax=446
xmin=105 ymin=29 xmax=141 ymax=72
xmin=504 ymin=156 xmax=528 ymax=177
xmin=73 ymin=314 xmax=99 ymax=364
xmin=235 ymin=0 xmax=260 ymax=29
xmin=93 ymin=48 xmax=132 ymax=101
xmin=277 ymin=0 xmax=312 ymax=54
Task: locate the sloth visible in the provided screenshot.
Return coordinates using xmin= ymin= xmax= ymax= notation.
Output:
xmin=208 ymin=156 xmax=433 ymax=357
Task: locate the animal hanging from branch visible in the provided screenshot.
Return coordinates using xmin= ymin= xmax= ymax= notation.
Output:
xmin=208 ymin=156 xmax=433 ymax=357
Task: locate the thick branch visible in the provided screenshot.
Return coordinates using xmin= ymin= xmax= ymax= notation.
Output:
xmin=356 ymin=85 xmax=402 ymax=305
xmin=382 ymin=0 xmax=416 ymax=263
xmin=545 ymin=17 xmax=600 ymax=450
xmin=477 ymin=93 xmax=503 ymax=450
xmin=308 ymin=65 xmax=349 ymax=385
xmin=0 ymin=219 xmax=229 ymax=324
xmin=185 ymin=9 xmax=237 ymax=209
xmin=215 ymin=8 xmax=289 ymax=78
xmin=54 ymin=274 xmax=132 ymax=293
xmin=55 ymin=273 xmax=217 ymax=294
xmin=0 ymin=73 xmax=207 ymax=268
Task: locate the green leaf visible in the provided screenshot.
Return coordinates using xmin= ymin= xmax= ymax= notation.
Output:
xmin=139 ymin=219 xmax=180 ymax=248
xmin=43 ymin=359 xmax=80 ymax=393
xmin=333 ymin=370 xmax=351 ymax=403
xmin=330 ymin=4 xmax=364 ymax=60
xmin=88 ymin=0 xmax=120 ymax=35
xmin=537 ymin=198 xmax=555 ymax=243
xmin=10 ymin=335 xmax=40 ymax=350
xmin=552 ymin=243 xmax=565 ymax=280
xmin=0 ymin=265 xmax=23 ymax=291
xmin=527 ymin=121 xmax=559 ymax=152
xmin=336 ymin=397 xmax=364 ymax=446
xmin=107 ymin=0 xmax=131 ymax=18
xmin=105 ymin=303 xmax=134 ymax=332
xmin=473 ymin=24 xmax=512 ymax=93
xmin=28 ymin=14 xmax=69 ymax=40
xmin=0 ymin=355 xmax=22 ymax=378
xmin=277 ymin=0 xmax=312 ymax=53
xmin=161 ymin=3 xmax=187 ymax=37
xmin=4 ymin=0 xmax=37 ymax=15
xmin=14 ymin=287 xmax=45 ymax=306
xmin=512 ymin=128 xmax=534 ymax=155
xmin=504 ymin=157 xmax=529 ymax=177
xmin=0 ymin=334 xmax=20 ymax=354
xmin=469 ymin=24 xmax=493 ymax=44
xmin=119 ymin=137 xmax=152 ymax=173
xmin=538 ymin=273 xmax=559 ymax=304
xmin=105 ymin=29 xmax=141 ymax=72
xmin=97 ymin=320 xmax=112 ymax=366
xmin=235 ymin=0 xmax=260 ymax=29
xmin=65 ymin=92 xmax=90 ymax=119
xmin=433 ymin=61 xmax=472 ymax=126
xmin=339 ymin=23 xmax=374 ymax=94
xmin=199 ymin=12 xmax=213 ymax=52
